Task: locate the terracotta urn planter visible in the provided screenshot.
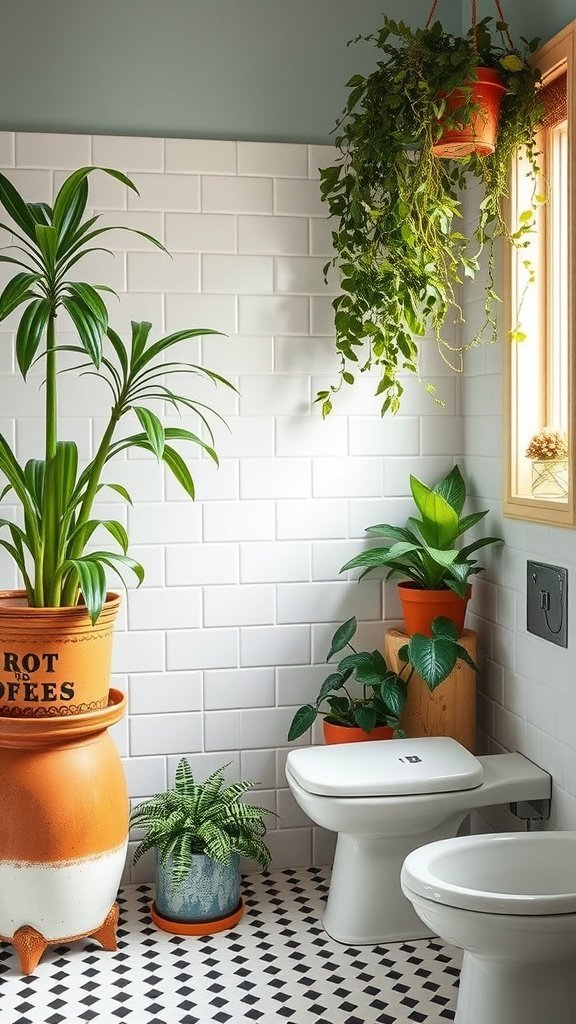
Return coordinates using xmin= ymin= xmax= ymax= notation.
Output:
xmin=0 ymin=688 xmax=128 ymax=974
xmin=398 ymin=581 xmax=471 ymax=637
xmin=0 ymin=591 xmax=120 ymax=717
xmin=323 ymin=720 xmax=394 ymax=745
xmin=433 ymin=67 xmax=507 ymax=158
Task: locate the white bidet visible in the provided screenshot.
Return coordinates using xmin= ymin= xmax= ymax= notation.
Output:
xmin=401 ymin=831 xmax=576 ymax=1024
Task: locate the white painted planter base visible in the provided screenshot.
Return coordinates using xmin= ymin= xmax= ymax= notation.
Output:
xmin=0 ymin=842 xmax=127 ymax=939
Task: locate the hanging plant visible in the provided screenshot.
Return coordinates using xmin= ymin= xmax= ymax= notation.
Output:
xmin=317 ymin=4 xmax=542 ymax=415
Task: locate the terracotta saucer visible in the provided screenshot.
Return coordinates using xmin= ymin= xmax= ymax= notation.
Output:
xmin=150 ymin=899 xmax=245 ymax=936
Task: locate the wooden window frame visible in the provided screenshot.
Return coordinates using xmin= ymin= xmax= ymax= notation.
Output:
xmin=504 ymin=20 xmax=576 ymax=527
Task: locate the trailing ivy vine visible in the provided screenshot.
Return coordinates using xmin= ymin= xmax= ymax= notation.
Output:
xmin=317 ymin=16 xmax=542 ymax=415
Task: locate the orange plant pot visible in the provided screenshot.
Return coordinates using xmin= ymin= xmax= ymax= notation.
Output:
xmin=433 ymin=67 xmax=507 ymax=158
xmin=398 ymin=582 xmax=471 ymax=637
xmin=0 ymin=688 xmax=129 ymax=974
xmin=0 ymin=591 xmax=120 ymax=717
xmin=323 ymin=720 xmax=394 ymax=745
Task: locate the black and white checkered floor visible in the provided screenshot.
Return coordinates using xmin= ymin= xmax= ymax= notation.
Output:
xmin=0 ymin=867 xmax=462 ymax=1024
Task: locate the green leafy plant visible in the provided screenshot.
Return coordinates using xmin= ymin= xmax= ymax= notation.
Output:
xmin=399 ymin=615 xmax=477 ymax=689
xmin=341 ymin=466 xmax=501 ymax=597
xmin=317 ymin=15 xmax=542 ymax=415
xmin=0 ymin=167 xmax=233 ymax=622
xmin=287 ymin=613 xmax=475 ymax=741
xmin=131 ymin=760 xmax=272 ymax=888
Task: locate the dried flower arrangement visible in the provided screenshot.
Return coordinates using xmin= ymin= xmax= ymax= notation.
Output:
xmin=526 ymin=429 xmax=568 ymax=461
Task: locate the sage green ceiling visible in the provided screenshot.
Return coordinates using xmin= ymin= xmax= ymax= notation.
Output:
xmin=0 ymin=1 xmax=570 ymax=141
xmin=0 ymin=0 xmax=460 ymax=142
xmin=471 ymin=0 xmax=574 ymax=40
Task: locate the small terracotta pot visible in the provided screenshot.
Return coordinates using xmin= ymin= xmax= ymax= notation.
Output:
xmin=323 ymin=720 xmax=394 ymax=745
xmin=0 ymin=591 xmax=120 ymax=717
xmin=433 ymin=67 xmax=507 ymax=158
xmin=0 ymin=688 xmax=129 ymax=973
xmin=398 ymin=581 xmax=471 ymax=637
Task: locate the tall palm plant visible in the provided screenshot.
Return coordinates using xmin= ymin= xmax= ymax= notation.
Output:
xmin=0 ymin=167 xmax=232 ymax=621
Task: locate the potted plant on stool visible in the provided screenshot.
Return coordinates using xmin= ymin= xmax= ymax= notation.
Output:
xmin=341 ymin=466 xmax=501 ymax=637
xmin=131 ymin=760 xmax=272 ymax=935
xmin=287 ymin=614 xmax=475 ymax=744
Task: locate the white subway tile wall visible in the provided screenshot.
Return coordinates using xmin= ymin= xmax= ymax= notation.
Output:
xmin=0 ymin=132 xmax=461 ymax=877
xmin=461 ymin=194 xmax=576 ymax=833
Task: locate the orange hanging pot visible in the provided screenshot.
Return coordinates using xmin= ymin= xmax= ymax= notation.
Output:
xmin=398 ymin=581 xmax=471 ymax=637
xmin=0 ymin=688 xmax=129 ymax=973
xmin=433 ymin=66 xmax=507 ymax=158
xmin=323 ymin=720 xmax=394 ymax=745
xmin=0 ymin=591 xmax=121 ymax=718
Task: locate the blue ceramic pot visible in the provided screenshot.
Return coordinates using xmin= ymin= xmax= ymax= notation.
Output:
xmin=155 ymin=853 xmax=240 ymax=923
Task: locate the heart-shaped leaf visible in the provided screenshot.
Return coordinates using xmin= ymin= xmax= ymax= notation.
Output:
xmin=431 ymin=616 xmax=459 ymax=641
xmin=354 ymin=705 xmax=377 ymax=733
xmin=407 ymin=633 xmax=458 ymax=690
xmin=288 ymin=704 xmax=317 ymax=742
xmin=327 ymin=617 xmax=357 ymax=660
xmin=380 ymin=675 xmax=408 ymax=717
xmin=455 ymin=644 xmax=478 ymax=672
xmin=317 ymin=672 xmax=345 ymax=703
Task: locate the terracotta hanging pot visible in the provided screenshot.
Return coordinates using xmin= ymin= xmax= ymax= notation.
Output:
xmin=0 ymin=688 xmax=128 ymax=974
xmin=323 ymin=720 xmax=394 ymax=745
xmin=398 ymin=581 xmax=471 ymax=637
xmin=0 ymin=591 xmax=120 ymax=717
xmin=433 ymin=67 xmax=507 ymax=158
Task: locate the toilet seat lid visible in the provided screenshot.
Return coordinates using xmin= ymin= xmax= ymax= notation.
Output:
xmin=286 ymin=736 xmax=484 ymax=797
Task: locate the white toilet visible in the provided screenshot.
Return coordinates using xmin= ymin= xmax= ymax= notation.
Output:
xmin=401 ymin=831 xmax=576 ymax=1024
xmin=285 ymin=736 xmax=551 ymax=944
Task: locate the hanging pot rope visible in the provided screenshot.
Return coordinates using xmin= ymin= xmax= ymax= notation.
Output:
xmin=493 ymin=0 xmax=514 ymax=49
xmin=425 ymin=0 xmax=515 ymax=52
xmin=471 ymin=0 xmax=478 ymax=53
xmin=425 ymin=0 xmax=438 ymax=30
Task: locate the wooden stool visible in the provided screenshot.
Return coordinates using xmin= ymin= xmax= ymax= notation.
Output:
xmin=385 ymin=628 xmax=477 ymax=752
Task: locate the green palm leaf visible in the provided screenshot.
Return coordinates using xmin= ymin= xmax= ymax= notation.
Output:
xmin=0 ymin=172 xmax=37 ymax=238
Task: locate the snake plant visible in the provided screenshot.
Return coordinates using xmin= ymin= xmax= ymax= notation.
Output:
xmin=0 ymin=167 xmax=232 ymax=622
xmin=131 ymin=760 xmax=272 ymax=887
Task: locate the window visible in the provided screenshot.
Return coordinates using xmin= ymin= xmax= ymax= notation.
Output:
xmin=504 ymin=23 xmax=575 ymax=526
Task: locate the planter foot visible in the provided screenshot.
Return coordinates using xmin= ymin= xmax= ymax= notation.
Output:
xmin=2 ymin=901 xmax=120 ymax=975
xmin=12 ymin=925 xmax=47 ymax=976
xmin=92 ymin=902 xmax=119 ymax=951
